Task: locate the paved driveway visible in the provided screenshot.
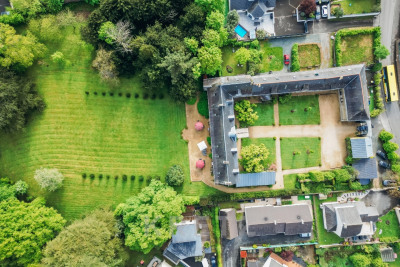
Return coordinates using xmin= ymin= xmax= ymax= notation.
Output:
xmin=362 ymin=190 xmax=400 ymax=215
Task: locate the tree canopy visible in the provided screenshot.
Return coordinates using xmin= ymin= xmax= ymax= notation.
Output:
xmin=165 ymin=165 xmax=185 ymax=186
xmin=42 ymin=209 xmax=128 ymax=267
xmin=115 ymin=180 xmax=185 ymax=254
xmin=0 ymin=198 xmax=65 ymax=266
xmin=234 ymin=100 xmax=259 ymax=125
xmin=374 ymin=44 xmax=390 ymax=60
xmin=34 ymin=168 xmax=64 ymax=192
xmin=240 ymin=144 xmax=270 ymax=173
xmin=379 ymin=130 xmax=394 ymax=142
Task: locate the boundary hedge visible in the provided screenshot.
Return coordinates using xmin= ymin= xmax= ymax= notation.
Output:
xmin=212 ymin=207 xmax=223 ymax=267
xmin=290 ymin=44 xmax=300 ymax=72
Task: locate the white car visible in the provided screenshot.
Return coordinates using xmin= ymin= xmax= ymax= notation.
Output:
xmin=322 ymin=5 xmax=328 ymax=18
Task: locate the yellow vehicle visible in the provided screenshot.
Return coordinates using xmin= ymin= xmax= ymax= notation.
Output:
xmin=382 ymin=65 xmax=399 ymax=102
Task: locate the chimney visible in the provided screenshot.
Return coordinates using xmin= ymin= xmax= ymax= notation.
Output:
xmin=301 ymin=219 xmax=304 ymax=224
xmin=232 ymin=169 xmax=239 ymax=174
xmin=228 ymin=115 xmax=235 ymax=121
xmin=218 ymin=103 xmax=225 ymax=108
xmin=343 ymin=223 xmax=347 ymax=229
xmin=223 ymin=161 xmax=229 ymax=165
xmin=231 ymin=148 xmax=238 ymax=154
xmin=274 ymin=220 xmax=277 ymax=225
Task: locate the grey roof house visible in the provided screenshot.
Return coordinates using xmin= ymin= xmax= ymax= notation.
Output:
xmin=204 ymin=64 xmax=369 ymax=187
xmin=229 ymin=0 xmax=276 ymax=38
xmin=219 ymin=208 xmax=239 ymax=240
xmin=352 ymin=158 xmax=378 ymax=185
xmin=163 ymin=221 xmax=203 ymax=267
xmin=245 ymin=204 xmax=313 ymax=237
xmin=350 ymin=137 xmax=373 ymax=158
xmin=321 ymin=201 xmax=379 ymax=239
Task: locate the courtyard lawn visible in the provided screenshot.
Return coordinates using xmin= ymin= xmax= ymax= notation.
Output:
xmin=260 ymin=41 xmax=283 ymax=72
xmin=0 ymin=24 xmax=218 ymax=221
xmin=340 ymin=33 xmax=374 ymax=66
xmin=298 ymin=44 xmax=321 ymax=70
xmin=278 ymin=95 xmax=320 ymax=125
xmin=375 ymin=210 xmax=400 ymax=241
xmin=221 ymin=46 xmax=247 ymax=76
xmin=313 ymin=195 xmax=344 ymax=245
xmin=241 ymin=138 xmax=276 ymax=166
xmin=241 ymin=102 xmax=275 ymax=127
xmin=283 ymin=174 xmax=298 ymax=190
xmin=280 ymin=138 xmax=321 ymax=170
xmin=331 ymin=0 xmax=376 ymax=15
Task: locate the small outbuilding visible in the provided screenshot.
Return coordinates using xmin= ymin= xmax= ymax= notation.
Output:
xmin=197 ymin=141 xmax=207 ymax=156
xmin=195 ymin=121 xmax=204 ymax=131
xmin=196 ymin=159 xmax=205 ymax=169
xmin=380 ymin=247 xmax=396 ymax=262
xmin=350 ymin=137 xmax=373 ymax=158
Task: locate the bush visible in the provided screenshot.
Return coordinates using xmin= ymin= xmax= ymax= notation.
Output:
xmin=207 ymin=136 xmax=211 ymax=145
xmin=118 ymin=92 xmax=122 ymax=97
xmin=126 ymin=93 xmax=131 ymax=98
xmin=134 ymin=93 xmax=139 ymax=98
xmin=146 ymin=175 xmax=152 ymax=182
xmin=279 ymin=94 xmax=292 ymax=104
xmin=98 ymin=174 xmax=103 ymax=179
xmin=166 ymin=165 xmax=185 ymax=186
xmin=14 ymin=180 xmax=28 ymax=195
xmin=143 ymin=93 xmax=149 ymax=99
xmin=350 ymin=181 xmax=363 ymax=191
xmin=82 ymin=173 xmax=87 ymax=178
xmin=234 ymin=100 xmax=259 ymax=126
xmin=90 ymin=174 xmax=95 ymax=179
xmin=379 ymin=130 xmax=394 ymax=142
xmin=122 ymin=175 xmax=127 ymax=181
xmin=154 ymin=175 xmax=161 ymax=181
xmin=370 ymin=108 xmax=382 ymax=117
xmin=0 ymin=12 xmax=25 ymax=25
xmin=291 ymin=44 xmax=300 ymax=72
xmin=34 ymin=168 xmax=64 ymax=192
xmin=392 ymin=164 xmax=400 ymax=174
xmin=212 ymin=208 xmax=223 ymax=267
xmin=383 ymin=142 xmax=399 ymax=153
xmin=114 ymin=175 xmax=118 ymax=179
xmin=204 ymin=241 xmax=210 ymax=248
xmin=250 ymin=40 xmax=260 ymax=49
xmin=139 ymin=175 xmax=144 ymax=182
xmin=372 ymin=62 xmax=383 ymax=72
xmin=130 ymin=175 xmax=135 ymax=180
xmin=197 ymin=91 xmax=209 ymax=118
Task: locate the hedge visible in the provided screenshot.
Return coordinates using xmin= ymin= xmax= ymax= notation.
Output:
xmin=207 ymin=189 xmax=302 ymax=203
xmin=290 ymin=44 xmax=300 ymax=72
xmin=371 ymin=72 xmax=385 ymax=117
xmin=212 ymin=207 xmax=223 ymax=267
xmin=197 ymin=91 xmax=209 ymax=118
xmin=335 ymin=27 xmax=382 ymax=67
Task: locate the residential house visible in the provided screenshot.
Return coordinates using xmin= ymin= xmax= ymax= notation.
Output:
xmin=263 ymin=252 xmax=300 ymax=267
xmin=245 ymin=204 xmax=313 ymax=237
xmin=350 ymin=137 xmax=378 ymax=185
xmin=321 ymin=201 xmax=379 ymax=240
xmin=163 ymin=220 xmax=203 ymax=267
xmin=219 ymin=208 xmax=239 ymax=240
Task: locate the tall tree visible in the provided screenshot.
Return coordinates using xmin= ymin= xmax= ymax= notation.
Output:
xmin=206 ymin=10 xmax=224 ymax=30
xmin=0 ymin=198 xmax=65 ymax=266
xmin=34 ymin=167 xmax=64 ymax=192
xmin=0 ymin=69 xmax=45 ymax=132
xmin=179 ymin=3 xmax=206 ymax=40
xmin=165 ymin=165 xmax=185 ymax=186
xmin=0 ymin=23 xmax=46 ymax=70
xmin=374 ymin=44 xmax=390 ymax=60
xmin=235 ymin=47 xmax=251 ymax=64
xmin=115 ymin=180 xmax=185 ymax=254
xmin=198 ymin=45 xmax=222 ymax=76
xmin=240 ymin=144 xmax=269 ymax=173
xmin=298 ymin=0 xmax=316 ymax=17
xmin=42 ymin=209 xmax=128 ymax=267
xmin=92 ymin=48 xmax=119 ymax=83
xmin=234 ymin=100 xmax=259 ymax=125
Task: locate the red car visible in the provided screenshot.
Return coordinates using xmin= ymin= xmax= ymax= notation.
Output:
xmin=284 ymin=54 xmax=290 ymax=65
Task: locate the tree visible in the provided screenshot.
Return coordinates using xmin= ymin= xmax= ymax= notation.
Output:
xmin=0 ymin=69 xmax=45 ymax=132
xmin=42 ymin=209 xmax=128 ymax=267
xmin=28 ymin=15 xmax=63 ymax=42
xmin=333 ymin=7 xmax=344 ymax=18
xmin=206 ymin=11 xmax=224 ymax=31
xmin=11 ymin=0 xmax=62 ymax=17
xmin=234 ymin=100 xmax=259 ymax=125
xmin=198 ymin=45 xmax=222 ymax=76
xmin=115 ymin=180 xmax=185 ymax=254
xmin=371 ymin=258 xmax=386 ymax=267
xmin=374 ymin=44 xmax=390 ymax=60
xmin=388 ymin=151 xmax=400 ymax=162
xmin=0 ymin=198 xmax=65 ymax=266
xmin=309 ymin=171 xmax=325 ymax=182
xmin=235 ymin=47 xmax=251 ymax=65
xmin=0 ymin=179 xmax=16 ymax=201
xmin=333 ymin=169 xmax=352 ymax=183
xmin=14 ymin=180 xmax=28 ymax=196
xmin=202 ymin=28 xmax=223 ymax=47
xmin=349 ymin=253 xmax=370 ymax=267
xmin=379 ymin=130 xmax=394 ymax=142
xmin=240 ymin=144 xmax=269 ymax=173
xmin=383 ymin=141 xmax=399 ymax=153
xmin=105 ymin=21 xmax=134 ymax=53
xmin=349 ymin=181 xmax=363 ymax=191
xmin=184 ymin=37 xmax=199 ymax=54
xmin=194 ymin=0 xmax=224 ymax=13
xmin=92 ymin=48 xmax=119 ymax=83
xmin=165 ymin=165 xmax=185 ymax=186
xmin=226 ymin=10 xmax=239 ymax=37
xmin=298 ymin=0 xmax=316 ymax=17
xmin=179 ymin=3 xmax=206 ymax=40
xmin=98 ymin=21 xmax=116 ymax=44
xmin=51 ymin=51 xmax=65 ymax=66
xmin=392 ymin=164 xmax=400 ymax=174
xmin=34 ymin=167 xmax=64 ymax=192
xmin=0 ymin=23 xmax=46 ymax=70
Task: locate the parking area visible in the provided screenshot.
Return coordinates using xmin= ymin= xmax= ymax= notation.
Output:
xmin=274 ymin=0 xmax=304 ymax=36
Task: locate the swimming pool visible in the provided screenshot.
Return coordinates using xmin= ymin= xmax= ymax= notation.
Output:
xmin=234 ymin=25 xmax=247 ymax=38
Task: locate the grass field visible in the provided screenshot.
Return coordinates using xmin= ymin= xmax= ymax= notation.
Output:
xmin=221 ymin=46 xmax=247 ymax=76
xmin=314 ymin=195 xmax=344 ymax=245
xmin=280 ymin=138 xmax=321 ymax=170
xmin=241 ymin=138 xmax=276 ymax=166
xmin=243 ymin=102 xmax=275 ymax=126
xmin=340 ymin=33 xmax=374 ymax=66
xmin=0 ymin=24 xmax=218 ymax=221
xmin=260 ymin=42 xmax=283 ymax=72
xmin=283 ymin=174 xmax=298 ymax=190
xmin=279 ymin=95 xmax=320 ymax=125
xmin=298 ymin=44 xmax=321 ymax=69
xmin=375 ymin=210 xmax=400 ymax=241
xmin=331 ymin=0 xmax=376 ymax=14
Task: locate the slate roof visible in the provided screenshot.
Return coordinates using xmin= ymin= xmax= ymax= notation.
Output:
xmin=236 ymin=172 xmax=276 ymax=187
xmin=205 ymin=64 xmax=369 ymax=186
xmin=245 ymin=204 xmax=313 ymax=237
xmin=381 ymin=248 xmax=396 ymax=262
xmin=230 ymin=0 xmax=276 ymax=12
xmin=220 ymin=208 xmax=239 ymax=240
xmin=336 ymin=206 xmax=363 ymax=237
xmin=350 ymin=137 xmax=373 ymax=158
xmin=163 ymin=221 xmax=202 ymax=265
xmin=248 ymin=1 xmax=267 ymax=18
xmin=353 ymin=158 xmax=378 ymax=180
xmin=0 ymin=0 xmax=10 ymax=13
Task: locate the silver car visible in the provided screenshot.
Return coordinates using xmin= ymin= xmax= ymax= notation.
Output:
xmin=322 ymin=5 xmax=328 ymax=18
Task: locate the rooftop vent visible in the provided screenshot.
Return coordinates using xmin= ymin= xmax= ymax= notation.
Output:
xmin=233 ymin=169 xmax=239 ymax=174
xmin=231 ymin=148 xmax=238 ymax=154
xmin=315 ymin=73 xmax=319 ymax=76
xmin=228 ymin=115 xmax=235 ymax=121
xmin=223 ymin=161 xmax=229 ymax=165
xmin=297 ymin=215 xmax=301 ymax=219
xmin=218 ymin=103 xmax=225 ymax=108
xmin=264 ymin=217 xmax=268 ymax=221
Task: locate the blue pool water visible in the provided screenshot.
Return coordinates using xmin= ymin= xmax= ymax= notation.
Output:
xmin=234 ymin=25 xmax=247 ymax=38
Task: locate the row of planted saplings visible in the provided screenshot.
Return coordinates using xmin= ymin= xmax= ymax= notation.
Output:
xmin=82 ymin=173 xmax=161 ymax=182
xmin=84 ymin=91 xmax=164 ymax=100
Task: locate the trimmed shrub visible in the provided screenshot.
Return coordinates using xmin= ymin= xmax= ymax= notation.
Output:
xmin=102 ymin=92 xmax=106 ymax=96
xmin=85 ymin=91 xmax=89 ymax=95
xmin=98 ymin=174 xmax=103 ymax=179
xmin=154 ymin=175 xmax=161 ymax=181
xmin=109 ymin=92 xmax=114 ymax=96
xmin=126 ymin=93 xmax=131 ymax=98
xmin=159 ymin=93 xmax=164 ymax=99
xmin=139 ymin=175 xmax=144 ymax=182
xmin=118 ymin=92 xmax=122 ymax=97
xmin=106 ymin=175 xmax=110 ymax=179
xmin=372 ymin=62 xmax=382 ymax=72
xmin=90 ymin=174 xmax=95 ymax=179
xmin=151 ymin=94 xmax=156 ymax=100
xmin=94 ymin=92 xmax=98 ymax=95
xmin=82 ymin=173 xmax=87 ymax=178
xmin=379 ymin=130 xmax=394 ymax=142
xmin=146 ymin=175 xmax=152 ymax=182
xmin=134 ymin=93 xmax=139 ymax=98
xmin=166 ymin=165 xmax=185 ymax=187
xmin=207 ymin=136 xmax=211 ymax=145
xmin=130 ymin=175 xmax=135 ymax=180
xmin=383 ymin=142 xmax=399 ymax=153
xmin=197 ymin=91 xmax=209 ymax=118
xmin=143 ymin=93 xmax=149 ymax=99
xmin=290 ymin=44 xmax=300 ymax=72
xmin=114 ymin=175 xmax=118 ymax=179
xmin=122 ymin=175 xmax=127 ymax=181
xmin=392 ymin=164 xmax=400 ymax=174
xmin=279 ymin=94 xmax=292 ymax=104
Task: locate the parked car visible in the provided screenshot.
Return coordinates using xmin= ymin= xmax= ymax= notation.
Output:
xmin=210 ymin=256 xmax=216 ymax=267
xmin=376 ymin=150 xmax=388 ymax=160
xmin=379 ymin=161 xmax=391 ymax=169
xmin=316 ymin=6 xmax=321 ymax=20
xmin=383 ymin=180 xmax=397 ymax=186
xmin=304 ymin=21 xmax=309 ymax=34
xmin=322 ymin=5 xmax=328 ymax=18
xmin=284 ymin=54 xmax=290 ymax=65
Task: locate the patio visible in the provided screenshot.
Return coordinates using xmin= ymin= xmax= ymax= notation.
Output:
xmin=237 ymin=11 xmax=275 ymax=40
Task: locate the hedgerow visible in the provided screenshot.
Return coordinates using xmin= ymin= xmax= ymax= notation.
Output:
xmin=290 ymin=44 xmax=300 ymax=72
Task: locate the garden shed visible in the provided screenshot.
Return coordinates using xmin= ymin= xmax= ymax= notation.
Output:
xmin=350 ymin=137 xmax=373 ymax=158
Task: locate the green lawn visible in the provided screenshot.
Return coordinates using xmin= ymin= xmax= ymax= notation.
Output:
xmin=221 ymin=46 xmax=247 ymax=76
xmin=280 ymin=138 xmax=321 ymax=170
xmin=260 ymin=41 xmax=283 ymax=72
xmin=278 ymin=95 xmax=320 ymax=125
xmin=0 ymin=24 xmax=218 ymax=221
xmin=240 ymin=102 xmax=275 ymax=127
xmin=314 ymin=195 xmax=344 ymax=245
xmin=340 ymin=33 xmax=374 ymax=66
xmin=241 ymin=138 xmax=276 ymax=166
xmin=298 ymin=44 xmax=321 ymax=69
xmin=331 ymin=0 xmax=376 ymax=15
xmin=219 ymin=201 xmax=241 ymax=210
xmin=284 ymin=174 xmax=298 ymax=190
xmin=375 ymin=210 xmax=400 ymax=241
